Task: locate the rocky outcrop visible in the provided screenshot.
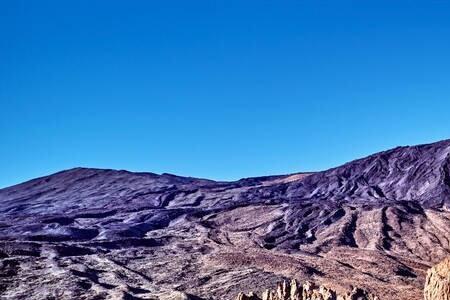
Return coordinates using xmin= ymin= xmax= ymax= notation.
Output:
xmin=160 ymin=291 xmax=204 ymax=300
xmin=234 ymin=279 xmax=378 ymax=300
xmin=424 ymin=257 xmax=450 ymax=300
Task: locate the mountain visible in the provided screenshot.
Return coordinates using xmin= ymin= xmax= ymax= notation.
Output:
xmin=1 ymin=139 xmax=450 ymax=300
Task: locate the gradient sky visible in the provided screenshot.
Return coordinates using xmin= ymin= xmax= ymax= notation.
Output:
xmin=1 ymin=1 xmax=450 ymax=188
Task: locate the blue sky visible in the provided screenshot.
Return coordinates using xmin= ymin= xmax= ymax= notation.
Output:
xmin=1 ymin=1 xmax=450 ymax=188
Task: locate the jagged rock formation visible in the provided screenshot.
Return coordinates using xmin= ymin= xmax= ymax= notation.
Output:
xmin=424 ymin=257 xmax=450 ymax=300
xmin=235 ymin=279 xmax=377 ymax=300
xmin=161 ymin=291 xmax=204 ymax=300
xmin=1 ymin=139 xmax=450 ymax=299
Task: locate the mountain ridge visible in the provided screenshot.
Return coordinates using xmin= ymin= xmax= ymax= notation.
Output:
xmin=3 ymin=138 xmax=449 ymax=192
xmin=1 ymin=139 xmax=450 ymax=299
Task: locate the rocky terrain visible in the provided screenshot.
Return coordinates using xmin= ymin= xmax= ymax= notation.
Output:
xmin=424 ymin=257 xmax=450 ymax=300
xmin=235 ymin=279 xmax=377 ymax=300
xmin=1 ymin=139 xmax=450 ymax=299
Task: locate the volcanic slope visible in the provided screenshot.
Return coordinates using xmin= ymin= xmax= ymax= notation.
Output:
xmin=1 ymin=139 xmax=450 ymax=299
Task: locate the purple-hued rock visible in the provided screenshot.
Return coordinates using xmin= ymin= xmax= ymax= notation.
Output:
xmin=1 ymin=139 xmax=450 ymax=299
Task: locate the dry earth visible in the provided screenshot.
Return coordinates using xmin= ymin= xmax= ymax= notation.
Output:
xmin=1 ymin=140 xmax=450 ymax=299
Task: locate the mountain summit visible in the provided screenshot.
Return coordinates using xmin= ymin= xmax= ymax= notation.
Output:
xmin=1 ymin=139 xmax=450 ymax=299
xmin=287 ymin=139 xmax=450 ymax=206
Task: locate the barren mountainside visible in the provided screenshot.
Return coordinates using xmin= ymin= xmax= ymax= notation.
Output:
xmin=1 ymin=139 xmax=450 ymax=299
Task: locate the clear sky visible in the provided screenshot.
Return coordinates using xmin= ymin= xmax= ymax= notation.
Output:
xmin=1 ymin=1 xmax=450 ymax=188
